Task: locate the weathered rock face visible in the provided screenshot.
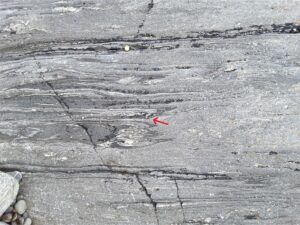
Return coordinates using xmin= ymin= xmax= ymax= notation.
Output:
xmin=0 ymin=172 xmax=19 ymax=217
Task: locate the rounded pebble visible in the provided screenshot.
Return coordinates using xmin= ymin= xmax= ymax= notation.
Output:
xmin=11 ymin=213 xmax=18 ymax=222
xmin=124 ymin=45 xmax=130 ymax=52
xmin=17 ymin=217 xmax=25 ymax=224
xmin=1 ymin=213 xmax=12 ymax=223
xmin=24 ymin=218 xmax=32 ymax=225
xmin=14 ymin=200 xmax=27 ymax=215
xmin=22 ymin=212 xmax=28 ymax=219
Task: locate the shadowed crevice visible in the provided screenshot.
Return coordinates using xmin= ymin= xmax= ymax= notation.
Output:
xmin=135 ymin=175 xmax=160 ymax=225
xmin=174 ymin=179 xmax=186 ymax=223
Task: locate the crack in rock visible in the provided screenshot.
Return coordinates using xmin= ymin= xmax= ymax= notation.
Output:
xmin=34 ymin=60 xmax=114 ymax=166
xmin=174 ymin=179 xmax=186 ymax=223
xmin=137 ymin=0 xmax=154 ymax=34
xmin=135 ymin=175 xmax=160 ymax=225
xmin=77 ymin=124 xmax=97 ymax=149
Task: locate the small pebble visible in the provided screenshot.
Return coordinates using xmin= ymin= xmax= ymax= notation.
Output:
xmin=0 ymin=214 xmax=12 ymax=223
xmin=17 ymin=195 xmax=24 ymax=201
xmin=11 ymin=213 xmax=18 ymax=222
xmin=22 ymin=212 xmax=28 ymax=219
xmin=13 ymin=172 xmax=22 ymax=182
xmin=24 ymin=218 xmax=32 ymax=225
xmin=0 ymin=172 xmax=32 ymax=225
xmin=17 ymin=217 xmax=25 ymax=225
xmin=14 ymin=200 xmax=27 ymax=215
xmin=124 ymin=45 xmax=130 ymax=52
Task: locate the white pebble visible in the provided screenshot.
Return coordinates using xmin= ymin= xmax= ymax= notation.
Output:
xmin=14 ymin=200 xmax=27 ymax=214
xmin=24 ymin=218 xmax=32 ymax=225
xmin=124 ymin=45 xmax=130 ymax=52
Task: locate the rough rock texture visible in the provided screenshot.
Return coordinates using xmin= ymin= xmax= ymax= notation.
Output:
xmin=0 ymin=0 xmax=300 ymax=225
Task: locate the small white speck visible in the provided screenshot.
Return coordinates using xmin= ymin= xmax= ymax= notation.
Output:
xmin=52 ymin=7 xmax=81 ymax=13
xmin=59 ymin=156 xmax=68 ymax=161
xmin=124 ymin=45 xmax=130 ymax=52
xmin=225 ymin=66 xmax=236 ymax=72
xmin=44 ymin=152 xmax=56 ymax=157
xmin=218 ymin=214 xmax=224 ymax=219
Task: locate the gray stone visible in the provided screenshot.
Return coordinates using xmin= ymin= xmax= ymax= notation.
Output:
xmin=1 ymin=213 xmax=13 ymax=223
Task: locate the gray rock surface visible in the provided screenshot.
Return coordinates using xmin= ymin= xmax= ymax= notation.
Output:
xmin=0 ymin=0 xmax=300 ymax=225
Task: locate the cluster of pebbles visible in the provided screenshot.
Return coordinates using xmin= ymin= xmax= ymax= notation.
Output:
xmin=0 ymin=172 xmax=32 ymax=225
xmin=0 ymin=197 xmax=32 ymax=225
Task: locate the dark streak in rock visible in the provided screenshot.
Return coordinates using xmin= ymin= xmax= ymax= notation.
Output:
xmin=176 ymin=66 xmax=192 ymax=69
xmin=288 ymin=161 xmax=300 ymax=164
xmin=191 ymin=43 xmax=204 ymax=48
xmin=137 ymin=0 xmax=155 ymax=35
xmin=244 ymin=214 xmax=259 ymax=220
xmin=187 ymin=23 xmax=300 ymax=39
xmin=0 ymin=162 xmax=233 ymax=182
xmin=174 ymin=179 xmax=186 ymax=222
xmin=1 ymin=23 xmax=299 ymax=61
xmin=103 ymin=98 xmax=185 ymax=107
xmin=136 ymin=33 xmax=156 ymax=38
xmin=135 ymin=175 xmax=160 ymax=225
xmin=45 ymin=80 xmax=70 ymax=111
xmin=269 ymin=151 xmax=278 ymax=155
xmin=77 ymin=124 xmax=97 ymax=149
